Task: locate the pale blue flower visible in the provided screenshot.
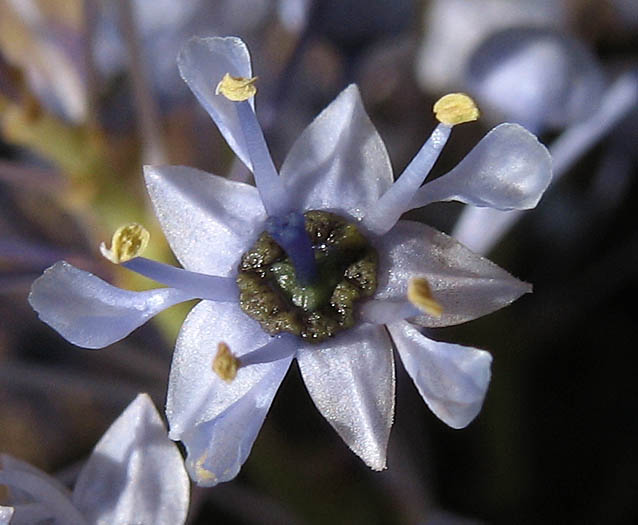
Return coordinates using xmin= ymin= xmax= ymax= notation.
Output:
xmin=453 ymin=26 xmax=638 ymax=255
xmin=29 ymin=37 xmax=552 ymax=486
xmin=0 ymin=394 xmax=189 ymax=525
xmin=466 ymin=27 xmax=605 ymax=133
xmin=454 ymin=70 xmax=637 ymax=254
xmin=415 ymin=0 xmax=566 ymax=93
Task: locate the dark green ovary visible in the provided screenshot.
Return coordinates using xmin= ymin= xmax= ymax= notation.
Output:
xmin=236 ymin=210 xmax=378 ymax=343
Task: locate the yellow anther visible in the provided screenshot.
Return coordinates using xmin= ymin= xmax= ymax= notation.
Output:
xmin=213 ymin=342 xmax=240 ymax=382
xmin=195 ymin=455 xmax=217 ymax=483
xmin=407 ymin=277 xmax=443 ymax=318
xmin=433 ymin=93 xmax=479 ymax=126
xmin=215 ymin=73 xmax=258 ymax=101
xmin=99 ymin=223 xmax=150 ymax=264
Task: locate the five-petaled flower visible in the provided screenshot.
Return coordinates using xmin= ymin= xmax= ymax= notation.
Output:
xmin=29 ymin=36 xmax=552 ymax=486
xmin=0 ymin=394 xmax=189 ymax=524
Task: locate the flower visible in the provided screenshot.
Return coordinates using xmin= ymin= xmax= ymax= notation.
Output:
xmin=0 ymin=394 xmax=189 ymax=525
xmin=451 ymin=26 xmax=638 ymax=255
xmin=465 ymin=27 xmax=605 ymax=133
xmin=415 ymin=0 xmax=566 ymax=94
xmin=29 ymin=36 xmax=552 ymax=486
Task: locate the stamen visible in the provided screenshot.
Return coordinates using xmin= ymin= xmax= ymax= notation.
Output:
xmin=212 ymin=342 xmax=239 ymax=382
xmin=266 ymin=212 xmax=317 ymax=284
xmin=363 ymin=93 xmax=480 ymax=235
xmin=362 ymin=124 xmax=452 ymax=235
xmin=211 ymin=338 xmax=295 ymax=386
xmin=100 ymin=223 xmax=149 ymax=264
xmin=239 ymin=335 xmax=297 ymax=367
xmin=407 ymin=277 xmax=443 ymax=317
xmin=215 ymin=73 xmax=258 ymax=101
xmin=433 ymin=93 xmax=480 ymax=126
xmin=216 ymin=71 xmax=293 ymax=217
xmin=359 ymin=299 xmax=421 ymax=325
xmin=122 ymin=257 xmax=238 ymax=302
xmin=235 ymin=100 xmax=294 ymax=217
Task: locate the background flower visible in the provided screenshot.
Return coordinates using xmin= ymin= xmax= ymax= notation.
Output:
xmin=0 ymin=393 xmax=189 ymax=525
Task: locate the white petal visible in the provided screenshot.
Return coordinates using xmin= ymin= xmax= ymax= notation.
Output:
xmin=1 ymin=454 xmax=69 ymax=503
xmin=180 ymin=364 xmax=288 ymax=487
xmin=387 ymin=321 xmax=491 ymax=428
xmin=4 ymin=503 xmax=54 ymax=524
xmin=0 ymin=506 xmax=13 ymax=524
xmin=280 ymin=84 xmax=393 ymax=220
xmin=296 ymin=323 xmax=395 ymax=471
xmin=373 ymin=221 xmax=531 ymax=327
xmin=167 ymin=302 xmax=292 ymax=488
xmin=72 ymin=394 xmax=189 ymax=525
xmin=177 ymin=36 xmax=255 ymax=170
xmin=0 ymin=469 xmax=85 ymax=524
xmin=144 ymin=165 xmax=266 ymax=276
xmin=28 ymin=261 xmax=194 ymax=349
xmin=411 ymin=123 xmax=552 ymax=211
xmin=166 ymin=301 xmax=292 ymax=440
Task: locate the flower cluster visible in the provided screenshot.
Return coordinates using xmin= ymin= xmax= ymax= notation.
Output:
xmin=27 ymin=36 xmax=551 ymax=488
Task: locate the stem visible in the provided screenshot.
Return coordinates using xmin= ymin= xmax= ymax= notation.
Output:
xmin=118 ymin=0 xmax=167 ymax=165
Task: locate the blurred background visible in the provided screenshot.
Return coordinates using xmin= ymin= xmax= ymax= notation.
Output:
xmin=0 ymin=0 xmax=636 ymax=523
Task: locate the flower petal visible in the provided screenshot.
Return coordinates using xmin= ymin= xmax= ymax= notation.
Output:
xmin=177 ymin=36 xmax=255 ymax=170
xmin=180 ymin=364 xmax=289 ymax=487
xmin=296 ymin=323 xmax=395 ymax=471
xmin=0 ymin=506 xmax=13 ymax=524
xmin=1 ymin=454 xmax=69 ymax=504
xmin=0 ymin=468 xmax=86 ymax=524
xmin=410 ymin=123 xmax=552 ymax=211
xmin=28 ymin=261 xmax=194 ymax=349
xmin=280 ymin=84 xmax=393 ymax=220
xmin=3 ymin=503 xmax=52 ymax=524
xmin=144 ymin=165 xmax=266 ymax=276
xmin=166 ymin=300 xmax=292 ymax=440
xmin=373 ymin=221 xmax=531 ymax=327
xmin=167 ymin=301 xmax=292 ymax=487
xmin=387 ymin=321 xmax=491 ymax=428
xmin=72 ymin=394 xmax=189 ymax=525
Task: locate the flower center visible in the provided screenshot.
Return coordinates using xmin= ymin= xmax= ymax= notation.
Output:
xmin=236 ymin=210 xmax=378 ymax=343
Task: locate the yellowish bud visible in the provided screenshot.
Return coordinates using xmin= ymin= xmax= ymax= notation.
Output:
xmin=407 ymin=277 xmax=443 ymax=317
xmin=215 ymin=73 xmax=258 ymax=101
xmin=213 ymin=342 xmax=240 ymax=382
xmin=433 ymin=93 xmax=479 ymax=126
xmin=99 ymin=223 xmax=150 ymax=264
